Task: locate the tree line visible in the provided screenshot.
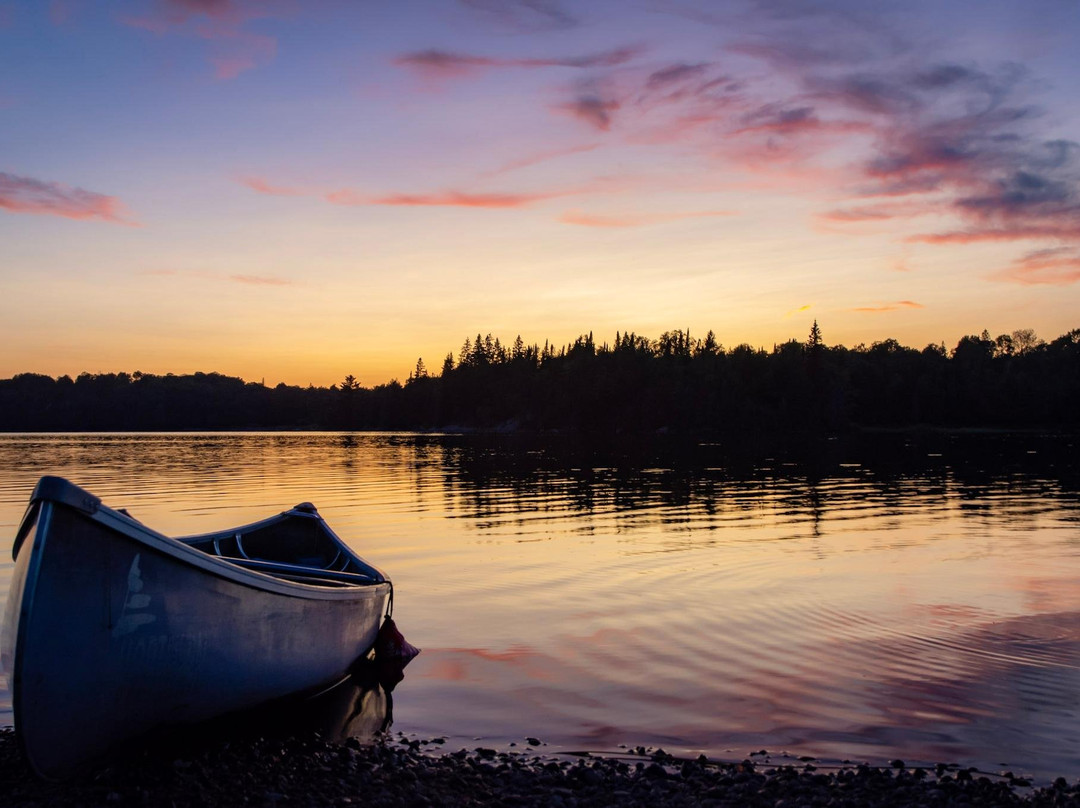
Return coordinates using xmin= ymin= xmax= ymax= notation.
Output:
xmin=1 ymin=324 xmax=1078 ymax=433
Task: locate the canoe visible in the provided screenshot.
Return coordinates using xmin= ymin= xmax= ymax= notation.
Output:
xmin=0 ymin=476 xmax=392 ymax=779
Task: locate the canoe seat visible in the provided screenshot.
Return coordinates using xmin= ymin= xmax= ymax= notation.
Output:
xmin=225 ymin=556 xmax=381 ymax=587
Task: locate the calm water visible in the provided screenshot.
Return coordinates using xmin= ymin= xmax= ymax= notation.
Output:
xmin=1 ymin=432 xmax=1078 ymax=779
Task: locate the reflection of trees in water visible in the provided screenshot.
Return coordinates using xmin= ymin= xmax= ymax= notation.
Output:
xmin=8 ymin=430 xmax=1073 ymax=547
xmin=433 ymin=433 xmax=1080 ymax=540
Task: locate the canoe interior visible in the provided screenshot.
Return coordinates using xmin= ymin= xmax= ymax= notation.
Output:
xmin=197 ymin=517 xmax=344 ymax=568
xmin=181 ymin=508 xmax=386 ymax=588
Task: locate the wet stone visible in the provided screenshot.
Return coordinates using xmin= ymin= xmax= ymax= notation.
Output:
xmin=3 ymin=729 xmax=1080 ymax=807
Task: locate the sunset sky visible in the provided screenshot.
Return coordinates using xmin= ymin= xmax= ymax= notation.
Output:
xmin=2 ymin=0 xmax=1078 ymax=387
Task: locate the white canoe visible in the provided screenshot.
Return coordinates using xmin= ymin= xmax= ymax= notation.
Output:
xmin=1 ymin=476 xmax=391 ymax=778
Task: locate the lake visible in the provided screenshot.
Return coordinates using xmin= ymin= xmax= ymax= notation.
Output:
xmin=1 ymin=432 xmax=1078 ymax=780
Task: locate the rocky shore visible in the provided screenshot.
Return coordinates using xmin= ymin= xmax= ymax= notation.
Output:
xmin=3 ymin=728 xmax=1079 ymax=807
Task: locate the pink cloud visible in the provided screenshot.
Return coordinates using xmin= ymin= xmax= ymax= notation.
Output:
xmin=891 ymin=253 xmax=914 ymax=273
xmin=630 ymin=111 xmax=730 ymax=146
xmin=993 ymin=248 xmax=1080 ymax=285
xmin=327 ymin=189 xmax=558 ymax=209
xmin=710 ymin=103 xmax=877 ymax=177
xmin=244 ymin=172 xmax=586 ymax=211
xmin=719 ymin=137 xmax=846 ymax=177
xmin=733 ymin=104 xmax=869 ymax=139
xmin=481 ymin=143 xmax=601 ymax=177
xmin=662 ymin=100 xmax=868 ymax=179
xmin=141 ymin=268 xmax=295 ymax=286
xmin=559 ymin=209 xmax=734 ymax=228
xmin=861 ymin=136 xmax=978 ymax=191
xmin=238 ymin=175 xmax=305 ymax=196
xmin=122 ymin=0 xmax=244 ymax=31
xmin=634 ymin=30 xmax=1080 ymax=263
xmin=459 ymin=0 xmax=580 ymax=33
xmin=168 ymin=0 xmax=236 ymax=18
xmin=201 ymin=27 xmax=277 ymax=80
xmin=0 ymin=171 xmax=135 ymax=224
xmin=322 ymin=188 xmax=364 ymax=206
xmin=393 ymin=44 xmax=644 ymax=78
xmin=730 ymin=37 xmax=884 ymax=74
xmin=907 ymin=224 xmax=1080 ymax=244
xmin=851 ymin=300 xmax=925 ymax=312
xmin=148 ymin=0 xmax=253 ymax=25
xmin=817 ymin=200 xmax=943 ymax=223
xmin=902 ymin=167 xmax=1080 ymax=247
xmin=229 ymin=274 xmax=293 ymax=286
xmin=379 ymin=191 xmax=548 ymax=208
xmin=818 ymin=207 xmax=893 ymax=222
xmin=646 ymin=63 xmax=711 ymax=90
xmin=122 ymin=0 xmax=282 ymax=79
xmin=847 ymin=111 xmax=1080 ymax=257
xmin=392 ymin=50 xmax=497 ymax=77
xmin=554 ymin=94 xmax=621 ymax=131
xmin=631 ymin=65 xmax=745 ymax=144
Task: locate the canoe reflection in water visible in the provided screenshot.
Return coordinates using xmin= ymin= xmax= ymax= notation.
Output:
xmin=229 ymin=623 xmax=420 ymax=745
xmin=158 ymin=656 xmax=404 ymax=753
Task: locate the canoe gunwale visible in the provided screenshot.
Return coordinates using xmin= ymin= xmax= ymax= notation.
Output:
xmin=100 ymin=509 xmax=388 ymax=601
xmin=18 ymin=477 xmax=391 ymax=602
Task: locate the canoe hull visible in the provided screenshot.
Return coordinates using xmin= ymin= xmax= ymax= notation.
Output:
xmin=2 ymin=483 xmax=390 ymax=779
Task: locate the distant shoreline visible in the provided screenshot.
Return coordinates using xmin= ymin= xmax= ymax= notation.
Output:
xmin=2 ymin=328 xmax=1077 ymax=434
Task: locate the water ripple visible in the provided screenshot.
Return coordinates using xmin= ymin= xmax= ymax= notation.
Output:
xmin=0 ymin=433 xmax=1078 ymax=779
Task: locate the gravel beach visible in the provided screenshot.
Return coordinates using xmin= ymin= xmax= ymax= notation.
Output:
xmin=3 ymin=728 xmax=1079 ymax=807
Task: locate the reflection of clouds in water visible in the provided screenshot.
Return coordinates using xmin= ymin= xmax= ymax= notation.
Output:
xmin=859 ymin=608 xmax=1080 ymax=775
xmin=409 ymin=607 xmax=1080 ymax=778
xmin=1018 ymin=575 xmax=1080 ymax=615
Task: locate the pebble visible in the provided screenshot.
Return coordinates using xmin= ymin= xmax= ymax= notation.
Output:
xmin=2 ymin=727 xmax=1079 ymax=807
